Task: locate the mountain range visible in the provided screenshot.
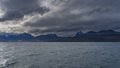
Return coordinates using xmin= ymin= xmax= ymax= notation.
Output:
xmin=0 ymin=30 xmax=120 ymax=42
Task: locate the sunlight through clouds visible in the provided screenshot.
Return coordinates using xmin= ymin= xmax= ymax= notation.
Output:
xmin=0 ymin=0 xmax=119 ymax=36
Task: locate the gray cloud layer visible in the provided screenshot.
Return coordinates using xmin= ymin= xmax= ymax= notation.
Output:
xmin=0 ymin=0 xmax=120 ymax=36
xmin=0 ymin=0 xmax=49 ymax=21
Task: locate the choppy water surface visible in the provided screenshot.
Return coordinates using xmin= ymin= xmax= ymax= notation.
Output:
xmin=0 ymin=42 xmax=120 ymax=68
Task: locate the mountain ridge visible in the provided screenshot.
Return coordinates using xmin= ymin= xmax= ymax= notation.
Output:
xmin=0 ymin=30 xmax=120 ymax=42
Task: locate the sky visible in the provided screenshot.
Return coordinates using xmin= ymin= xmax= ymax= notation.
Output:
xmin=0 ymin=0 xmax=120 ymax=36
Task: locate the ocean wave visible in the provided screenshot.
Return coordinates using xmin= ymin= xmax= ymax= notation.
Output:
xmin=0 ymin=57 xmax=8 ymax=68
xmin=0 ymin=59 xmax=18 ymax=68
xmin=26 ymin=53 xmax=41 ymax=57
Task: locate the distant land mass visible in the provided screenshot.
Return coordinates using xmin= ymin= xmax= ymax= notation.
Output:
xmin=0 ymin=30 xmax=120 ymax=42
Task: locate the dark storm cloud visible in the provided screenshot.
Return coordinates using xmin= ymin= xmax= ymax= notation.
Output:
xmin=0 ymin=0 xmax=49 ymax=21
xmin=0 ymin=0 xmax=120 ymax=36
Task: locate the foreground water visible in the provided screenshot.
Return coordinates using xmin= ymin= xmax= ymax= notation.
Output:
xmin=0 ymin=42 xmax=120 ymax=68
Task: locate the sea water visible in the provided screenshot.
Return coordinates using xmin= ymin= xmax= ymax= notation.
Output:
xmin=0 ymin=42 xmax=120 ymax=68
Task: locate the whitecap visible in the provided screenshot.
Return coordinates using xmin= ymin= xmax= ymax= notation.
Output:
xmin=0 ymin=57 xmax=8 ymax=67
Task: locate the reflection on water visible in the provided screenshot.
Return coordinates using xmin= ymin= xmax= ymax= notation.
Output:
xmin=0 ymin=42 xmax=119 ymax=68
